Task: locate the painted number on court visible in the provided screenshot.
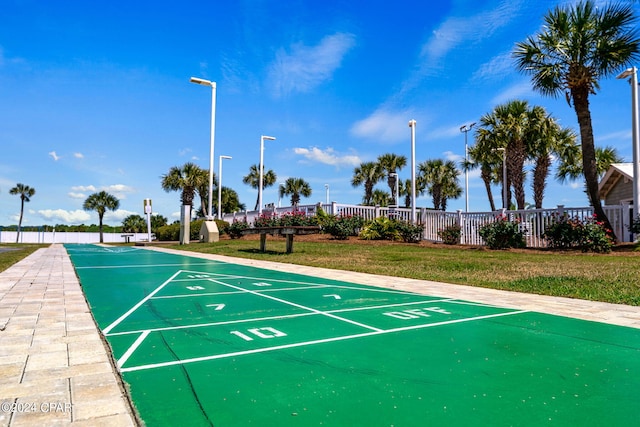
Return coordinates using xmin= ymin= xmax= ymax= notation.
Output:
xmin=252 ymin=282 xmax=272 ymax=287
xmin=383 ymin=307 xmax=451 ymax=320
xmin=186 ymin=286 xmax=205 ymax=290
xmin=230 ymin=327 xmax=287 ymax=341
xmin=187 ymin=274 xmax=211 ymax=278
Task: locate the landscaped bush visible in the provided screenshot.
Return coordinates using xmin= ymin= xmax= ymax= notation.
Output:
xmin=321 ymin=214 xmax=364 ymax=240
xmin=543 ymin=214 xmax=613 ymax=253
xmin=215 ymin=219 xmax=229 ymax=235
xmin=437 ymin=224 xmax=461 ymax=245
xmin=396 ymin=220 xmax=423 ymax=243
xmin=278 ymin=211 xmax=318 ymax=226
xmin=478 ymin=215 xmax=526 ymax=250
xmin=227 ymin=219 xmax=249 ymax=239
xmin=359 ymin=217 xmax=400 ymax=241
xmin=155 ymin=222 xmax=180 ymax=241
xmin=628 ymin=215 xmax=640 ymax=241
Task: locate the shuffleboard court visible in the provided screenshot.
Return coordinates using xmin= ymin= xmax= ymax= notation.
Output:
xmin=65 ymin=244 xmax=640 ymax=426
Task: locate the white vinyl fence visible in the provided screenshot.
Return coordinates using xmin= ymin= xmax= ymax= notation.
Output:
xmin=222 ymin=202 xmax=633 ymax=247
xmin=0 ymin=230 xmax=153 ymax=244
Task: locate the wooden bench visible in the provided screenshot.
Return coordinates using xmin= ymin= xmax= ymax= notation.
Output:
xmin=240 ymin=226 xmax=321 ymax=253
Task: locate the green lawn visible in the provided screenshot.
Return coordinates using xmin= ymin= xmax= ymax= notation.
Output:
xmin=0 ymin=244 xmax=48 ymax=272
xmin=165 ymin=236 xmax=640 ymax=306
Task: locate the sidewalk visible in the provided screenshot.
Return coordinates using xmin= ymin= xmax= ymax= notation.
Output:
xmin=0 ymin=245 xmax=138 ymax=427
xmin=1 ymin=244 xmax=639 ymax=426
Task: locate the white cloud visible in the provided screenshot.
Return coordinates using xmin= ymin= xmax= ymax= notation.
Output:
xmin=490 ymin=81 xmax=535 ymax=105
xmin=268 ymin=32 xmax=356 ymax=98
xmin=68 ymin=192 xmax=86 ymax=199
xmin=472 ymin=52 xmax=513 ymax=82
xmin=49 ymin=151 xmax=61 ymax=161
xmin=71 ymin=185 xmax=97 ymax=192
xmin=102 ymin=184 xmax=135 ymax=200
xmin=73 ymin=152 xmax=84 ymax=159
xmin=293 ymin=147 xmax=361 ymax=167
xmin=104 ymin=209 xmax=138 ymax=222
xmin=350 ymin=108 xmax=415 ymax=143
xmin=37 ymin=209 xmax=91 ymax=224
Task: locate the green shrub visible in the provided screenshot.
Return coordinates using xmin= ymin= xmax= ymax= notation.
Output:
xmin=227 ymin=219 xmax=249 ymax=239
xmin=543 ymin=214 xmax=613 ymax=253
xmin=396 ymin=221 xmax=423 ymax=243
xmin=628 ymin=215 xmax=640 ymax=239
xmin=321 ymin=215 xmax=364 ymax=240
xmin=215 ymin=219 xmax=229 ymax=235
xmin=360 ymin=217 xmax=400 ymax=241
xmin=479 ymin=215 xmax=526 ymax=250
xmin=437 ymin=224 xmax=461 ymax=245
xmin=155 ymin=223 xmax=180 ymax=241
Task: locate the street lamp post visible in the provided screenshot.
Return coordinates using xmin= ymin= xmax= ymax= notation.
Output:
xmin=408 ymin=120 xmax=417 ymax=223
xmin=324 ymin=184 xmax=329 ymax=205
xmin=496 ymin=147 xmax=507 ymax=209
xmin=189 ymin=77 xmax=217 ymax=220
xmin=218 ymin=155 xmax=232 ymax=219
xmin=258 ymin=135 xmax=276 ymax=214
xmin=617 ymin=67 xmax=640 ymax=238
xmin=460 ymin=122 xmax=476 ymax=212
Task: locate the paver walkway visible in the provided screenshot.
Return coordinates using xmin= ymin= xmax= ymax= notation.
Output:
xmin=1 ymin=244 xmax=639 ymax=426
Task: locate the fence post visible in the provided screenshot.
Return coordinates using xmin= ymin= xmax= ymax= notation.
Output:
xmin=374 ymin=205 xmax=381 ymax=219
xmin=456 ymin=209 xmax=463 ymax=244
xmin=331 ymin=201 xmax=337 ymax=215
xmin=557 ymin=205 xmax=565 ymax=217
xmin=621 ymin=202 xmax=631 ymax=242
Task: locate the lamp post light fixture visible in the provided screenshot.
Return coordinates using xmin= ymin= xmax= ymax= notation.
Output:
xmin=217 ymin=155 xmax=232 ymax=219
xmin=324 ymin=184 xmax=329 ymax=205
xmin=460 ymin=122 xmax=476 ymax=212
xmin=258 ymin=135 xmax=276 ymax=214
xmin=496 ymin=147 xmax=507 ymax=209
xmin=408 ymin=119 xmax=417 ymax=223
xmin=190 ymin=76 xmax=217 ymax=219
xmin=617 ymin=67 xmax=640 ymax=235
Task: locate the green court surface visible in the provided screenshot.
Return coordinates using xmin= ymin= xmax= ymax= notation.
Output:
xmin=65 ymin=244 xmax=640 ymax=426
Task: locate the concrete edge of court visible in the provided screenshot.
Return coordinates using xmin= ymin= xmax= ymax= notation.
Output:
xmin=144 ymin=246 xmax=640 ymax=330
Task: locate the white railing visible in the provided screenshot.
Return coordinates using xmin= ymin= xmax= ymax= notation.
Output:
xmin=0 ymin=231 xmax=153 ymax=244
xmin=221 ymin=202 xmax=633 ymax=247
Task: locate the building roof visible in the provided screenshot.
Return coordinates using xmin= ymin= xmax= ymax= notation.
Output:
xmin=598 ymin=163 xmax=634 ymax=199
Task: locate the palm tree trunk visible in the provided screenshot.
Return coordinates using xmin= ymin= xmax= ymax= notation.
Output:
xmin=98 ymin=215 xmax=104 ymax=243
xmin=16 ymin=197 xmax=24 ymax=243
xmin=533 ymin=155 xmax=550 ymax=208
xmin=572 ymin=87 xmax=616 ymax=240
xmin=481 ymin=167 xmax=496 ymax=211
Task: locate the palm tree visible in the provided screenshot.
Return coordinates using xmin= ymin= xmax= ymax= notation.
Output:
xmin=161 ymin=162 xmax=207 ymax=244
xmin=9 ymin=183 xmax=35 ymax=243
xmin=377 ymin=153 xmax=407 ymax=202
xmin=371 ymin=189 xmax=391 ymax=207
xmin=150 ymin=214 xmax=168 ymax=234
xmin=514 ymin=0 xmax=640 ymax=238
xmin=556 ymin=146 xmax=624 ymax=184
xmin=83 ymin=191 xmax=120 ymax=243
xmin=467 ymin=145 xmax=500 ymax=212
xmin=417 ymin=159 xmax=462 ymax=210
xmin=218 ymin=186 xmax=245 ymax=214
xmin=243 ymin=164 xmax=277 ymax=210
xmin=352 ymin=162 xmax=384 ymax=205
xmin=122 ymin=214 xmax=147 ymax=233
xmin=279 ymin=177 xmax=312 ymax=208
xmin=193 ymin=167 xmax=214 ymax=218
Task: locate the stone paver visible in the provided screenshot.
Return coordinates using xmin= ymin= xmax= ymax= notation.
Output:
xmin=0 ymin=245 xmax=138 ymax=427
xmin=2 ymin=243 xmax=640 ymax=427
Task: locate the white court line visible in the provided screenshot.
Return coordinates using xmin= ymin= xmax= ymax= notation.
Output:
xmin=117 ymin=330 xmax=150 ymax=368
xmin=210 ymin=279 xmax=384 ymax=333
xmin=103 ymin=270 xmax=183 ymax=335
xmin=74 ymin=262 xmax=219 ymax=270
xmin=150 ymin=284 xmax=332 ymax=300
xmin=120 ymin=310 xmax=529 ymax=373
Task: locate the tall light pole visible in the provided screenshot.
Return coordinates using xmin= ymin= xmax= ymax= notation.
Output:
xmin=258 ymin=135 xmax=276 ymax=214
xmin=617 ymin=67 xmax=640 ymax=234
xmin=324 ymin=184 xmax=329 ymax=204
xmin=408 ymin=119 xmax=417 ymax=223
xmin=460 ymin=122 xmax=476 ymax=212
xmin=218 ymin=155 xmax=232 ymax=219
xmin=190 ymin=77 xmax=216 ymax=219
xmin=496 ymin=147 xmax=507 ymax=209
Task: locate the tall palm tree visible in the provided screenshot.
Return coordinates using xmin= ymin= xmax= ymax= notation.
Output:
xmin=371 ymin=189 xmax=391 ymax=207
xmin=243 ymin=164 xmax=277 ymax=210
xmin=351 ymin=162 xmax=384 ymax=205
xmin=218 ymin=186 xmax=245 ymax=214
xmin=9 ymin=183 xmax=35 ymax=243
xmin=279 ymin=177 xmax=312 ymax=208
xmin=122 ymin=214 xmax=147 ymax=233
xmin=556 ymin=146 xmax=624 ymax=184
xmin=161 ymin=162 xmax=208 ymax=208
xmin=527 ymin=106 xmax=578 ymax=208
xmin=467 ymin=145 xmax=500 ymax=212
xmin=193 ymin=167 xmax=214 ymax=218
xmin=514 ymin=0 xmax=640 ymax=238
xmin=83 ymin=191 xmax=120 ymax=243
xmin=377 ymin=153 xmax=407 ymax=202
xmin=417 ymin=159 xmax=462 ymax=210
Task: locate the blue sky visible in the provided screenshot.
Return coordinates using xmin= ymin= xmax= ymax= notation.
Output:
xmin=1 ymin=0 xmax=638 ymax=226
